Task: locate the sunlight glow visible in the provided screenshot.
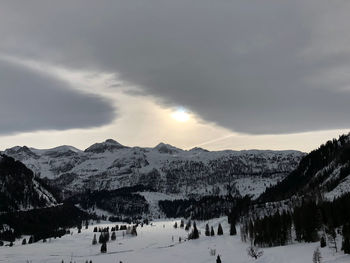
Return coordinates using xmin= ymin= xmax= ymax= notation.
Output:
xmin=171 ymin=108 xmax=190 ymax=122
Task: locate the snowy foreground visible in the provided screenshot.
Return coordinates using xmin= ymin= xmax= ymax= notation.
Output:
xmin=1 ymin=218 xmax=349 ymax=263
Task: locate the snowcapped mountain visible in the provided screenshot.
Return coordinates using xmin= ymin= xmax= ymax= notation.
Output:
xmin=0 ymin=154 xmax=57 ymax=212
xmin=3 ymin=140 xmax=304 ymax=199
xmin=259 ymin=133 xmax=350 ymax=202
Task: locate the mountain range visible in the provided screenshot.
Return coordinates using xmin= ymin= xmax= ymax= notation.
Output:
xmin=2 ymin=140 xmax=304 ymax=200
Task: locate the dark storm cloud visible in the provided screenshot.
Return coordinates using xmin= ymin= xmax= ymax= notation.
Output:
xmin=1 ymin=1 xmax=350 ymax=134
xmin=0 ymin=60 xmax=114 ymax=135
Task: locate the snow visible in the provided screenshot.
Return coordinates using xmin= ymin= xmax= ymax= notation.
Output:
xmin=1 ymin=217 xmax=349 ymax=263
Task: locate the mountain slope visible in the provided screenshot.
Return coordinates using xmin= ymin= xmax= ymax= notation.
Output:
xmin=0 ymin=154 xmax=57 ymax=212
xmin=259 ymin=133 xmax=350 ymax=202
xmin=3 ymin=140 xmax=304 ymax=199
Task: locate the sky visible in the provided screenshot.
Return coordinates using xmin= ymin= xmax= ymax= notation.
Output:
xmin=1 ymin=1 xmax=350 ymax=152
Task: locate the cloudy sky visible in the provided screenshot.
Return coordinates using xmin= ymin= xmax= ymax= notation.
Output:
xmin=1 ymin=1 xmax=350 ymax=152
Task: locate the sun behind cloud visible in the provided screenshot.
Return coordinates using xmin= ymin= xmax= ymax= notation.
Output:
xmin=171 ymin=108 xmax=190 ymax=122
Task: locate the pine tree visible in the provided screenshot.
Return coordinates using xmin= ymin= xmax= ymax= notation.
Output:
xmin=111 ymin=231 xmax=116 ymax=241
xmin=100 ymin=242 xmax=107 ymax=253
xmin=216 ymin=255 xmax=221 ymax=263
xmin=28 ymin=236 xmax=33 ymax=244
xmin=92 ymin=234 xmax=97 ymax=245
xmin=344 ymin=237 xmax=350 ymax=254
xmin=22 ymin=238 xmax=27 ymax=245
xmin=230 ymin=223 xmax=237 ymax=236
xmin=185 ymin=220 xmax=192 ymax=231
xmin=217 ymin=224 xmax=223 ymax=236
xmin=320 ymin=236 xmax=326 ymax=248
xmin=211 ymin=226 xmax=215 ymax=236
xmin=205 ymin=224 xmax=210 ymax=236
xmin=180 ymin=219 xmax=184 ymax=228
xmin=174 ymin=222 xmax=178 ymax=229
xmin=98 ymin=233 xmax=104 ymax=244
xmin=131 ymin=226 xmax=137 ymax=236
xmin=189 ymin=222 xmax=199 ymax=240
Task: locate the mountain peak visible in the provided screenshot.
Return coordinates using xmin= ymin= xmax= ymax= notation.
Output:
xmin=154 ymin=142 xmax=181 ymax=154
xmin=85 ymin=139 xmax=127 ymax=153
xmin=3 ymin=146 xmax=39 ymax=160
xmin=189 ymin=147 xmax=209 ymax=152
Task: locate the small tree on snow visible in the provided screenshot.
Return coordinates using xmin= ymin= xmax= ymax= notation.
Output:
xmin=216 ymin=255 xmax=222 ymax=263
xmin=217 ymin=224 xmax=223 ymax=236
xmin=188 ymin=222 xmax=199 ymax=240
xmin=230 ymin=223 xmax=237 ymax=236
xmin=312 ymin=248 xmax=322 ymax=263
xmin=320 ymin=236 xmax=326 ymax=248
xmin=100 ymin=242 xmax=107 ymax=253
xmin=343 ymin=237 xmax=350 ymax=254
xmin=180 ymin=219 xmax=184 ymax=228
xmin=247 ymin=245 xmax=263 ymax=260
xmin=111 ymin=231 xmax=116 ymax=241
xmin=205 ymin=224 xmax=210 ymax=236
xmin=211 ymin=226 xmax=215 ymax=236
xmin=92 ymin=234 xmax=97 ymax=245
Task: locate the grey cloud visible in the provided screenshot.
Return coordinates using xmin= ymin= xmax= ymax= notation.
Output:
xmin=1 ymin=1 xmax=350 ymax=134
xmin=0 ymin=60 xmax=115 ymax=135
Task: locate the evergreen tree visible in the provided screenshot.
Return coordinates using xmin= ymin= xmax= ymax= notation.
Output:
xmin=28 ymin=236 xmax=33 ymax=244
xmin=320 ymin=236 xmax=326 ymax=248
xmin=111 ymin=231 xmax=116 ymax=241
xmin=217 ymin=224 xmax=223 ymax=236
xmin=211 ymin=226 xmax=215 ymax=236
xmin=189 ymin=222 xmax=199 ymax=240
xmin=22 ymin=238 xmax=26 ymax=245
xmin=344 ymin=237 xmax=350 ymax=254
xmin=180 ymin=219 xmax=184 ymax=228
xmin=131 ymin=226 xmax=137 ymax=236
xmin=230 ymin=223 xmax=237 ymax=236
xmin=205 ymin=224 xmax=210 ymax=236
xmin=174 ymin=222 xmax=178 ymax=229
xmin=100 ymin=242 xmax=107 ymax=253
xmin=92 ymin=234 xmax=97 ymax=245
xmin=185 ymin=220 xmax=192 ymax=231
xmin=216 ymin=255 xmax=221 ymax=263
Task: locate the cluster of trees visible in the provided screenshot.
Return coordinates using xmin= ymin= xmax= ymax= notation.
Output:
xmin=160 ymin=195 xmax=251 ymax=220
xmin=241 ymin=211 xmax=292 ymax=247
xmin=91 ymin=224 xmax=138 ymax=253
xmin=204 ymin=223 xmax=228 ymax=236
xmin=70 ymin=185 xmax=151 ymax=218
xmin=241 ymin=194 xmax=350 ymax=254
xmin=0 ymin=203 xmax=89 ymax=242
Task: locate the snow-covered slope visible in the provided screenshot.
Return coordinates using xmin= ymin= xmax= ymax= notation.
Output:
xmin=1 ymin=218 xmax=349 ymax=263
xmin=0 ymin=154 xmax=57 ymax=212
xmin=260 ymin=133 xmax=350 ymax=201
xmin=3 ymin=139 xmax=304 ymax=198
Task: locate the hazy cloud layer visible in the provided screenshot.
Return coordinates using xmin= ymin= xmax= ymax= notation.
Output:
xmin=0 ymin=60 xmax=114 ymax=135
xmin=2 ymin=1 xmax=350 ymax=134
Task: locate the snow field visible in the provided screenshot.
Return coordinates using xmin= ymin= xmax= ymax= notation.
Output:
xmin=0 ymin=217 xmax=349 ymax=263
